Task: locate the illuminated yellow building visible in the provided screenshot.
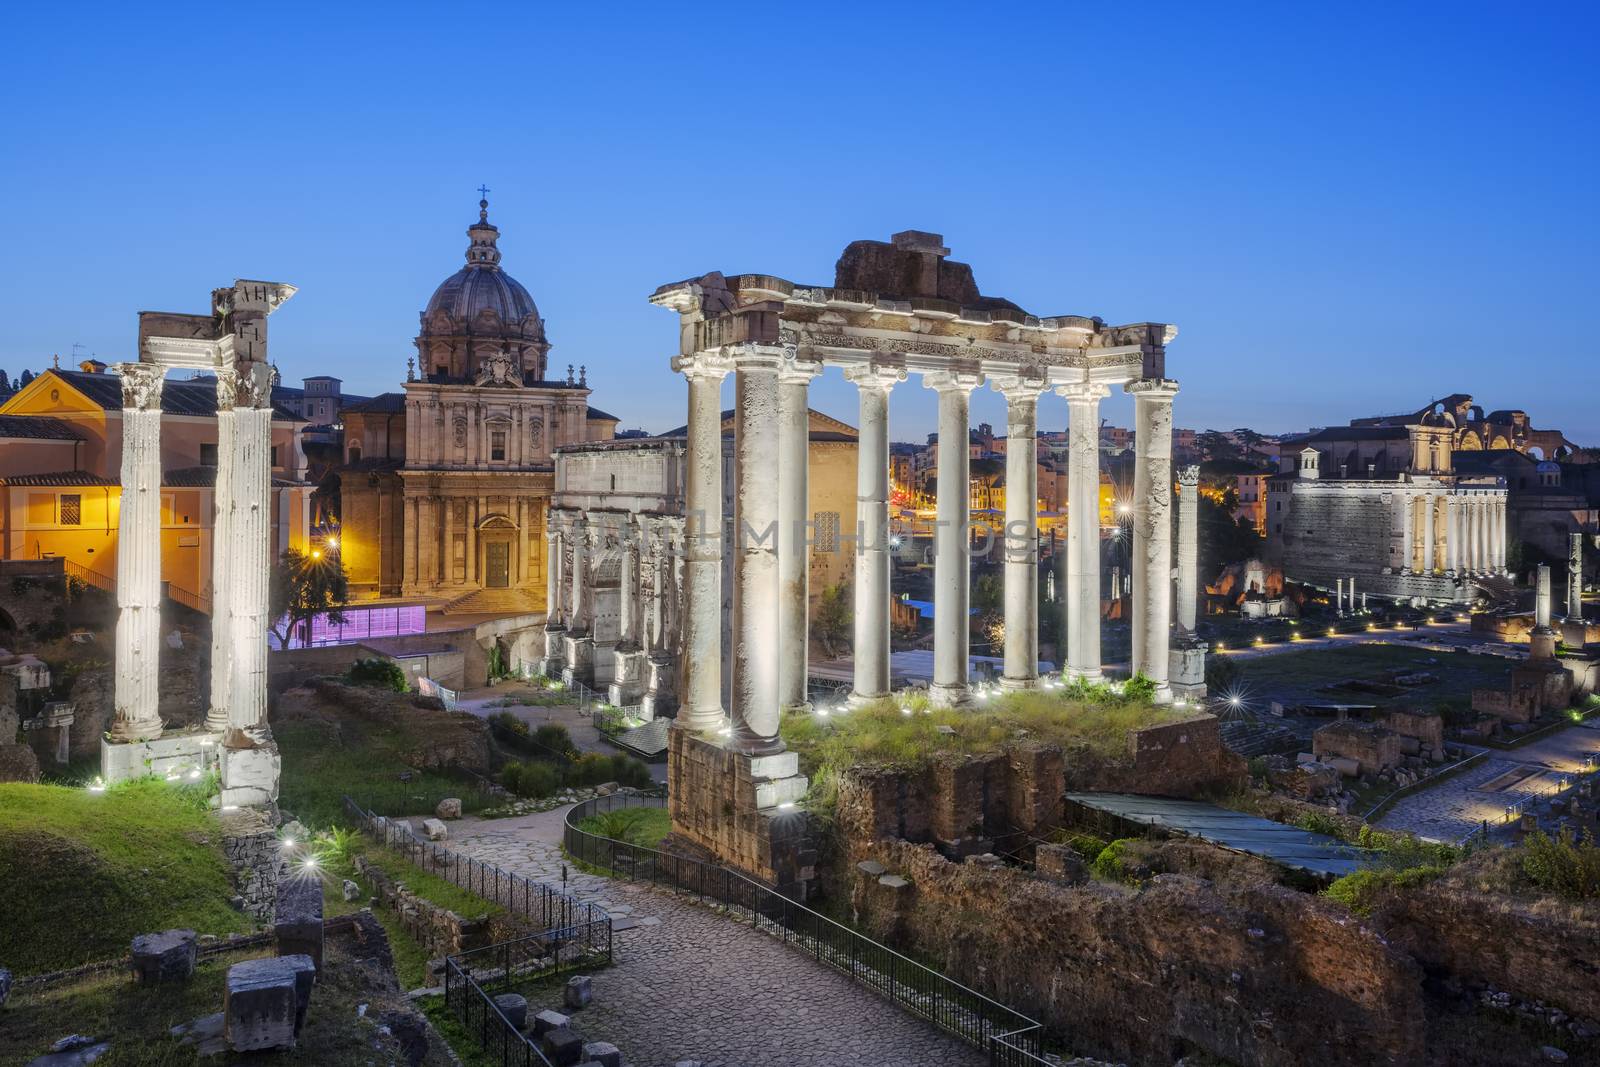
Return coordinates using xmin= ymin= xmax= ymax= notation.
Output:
xmin=0 ymin=367 xmax=312 ymax=610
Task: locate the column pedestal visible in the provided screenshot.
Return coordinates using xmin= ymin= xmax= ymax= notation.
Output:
xmin=1169 ymin=639 xmax=1209 ymax=701
xmin=608 ymin=649 xmax=646 ymax=706
xmin=540 ymin=625 xmax=567 ymax=678
xmin=562 ymin=634 xmax=594 ymax=689
xmin=641 ymin=652 xmax=677 ymax=720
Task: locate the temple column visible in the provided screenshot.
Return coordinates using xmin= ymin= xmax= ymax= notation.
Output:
xmin=1129 ymin=378 xmax=1179 ymax=703
xmin=1471 ymin=497 xmax=1485 ymax=574
xmin=1445 ymin=496 xmax=1459 ymax=574
xmin=542 ymin=513 xmax=567 ymax=675
xmin=1176 ymin=465 xmax=1200 ymax=633
xmin=1427 ymin=495 xmax=1440 ymax=579
xmin=993 ymin=376 xmax=1044 ymax=690
xmin=925 ymin=370 xmax=983 ymax=706
xmin=610 ymin=516 xmax=645 ymax=705
xmin=1569 ymin=532 xmax=1584 ymax=619
xmin=205 ymin=378 xmax=235 ymax=731
xmin=561 ymin=516 xmax=594 ymax=688
xmin=465 ymin=499 xmax=478 ymax=585
xmin=402 ymin=497 xmax=418 ymax=591
xmin=730 ymin=345 xmax=785 ymax=753
xmin=1399 ymin=492 xmax=1415 ymax=574
xmin=778 ymin=357 xmax=823 ymax=714
xmin=845 ymin=363 xmax=906 ymax=705
xmin=442 ymin=498 xmax=456 ymax=582
xmin=673 ymin=350 xmax=734 ymax=733
xmin=227 ymin=362 xmax=275 ymax=739
xmin=1058 ymin=382 xmax=1110 ymax=680
xmin=1495 ymin=498 xmax=1509 ymax=573
xmin=109 ymin=363 xmax=166 ymax=742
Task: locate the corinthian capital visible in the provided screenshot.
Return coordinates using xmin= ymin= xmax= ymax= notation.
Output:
xmin=1055 ymin=380 xmax=1112 ymax=404
xmin=989 ymin=373 xmax=1048 ymax=404
xmin=1178 ymin=464 xmax=1201 ymax=487
xmin=671 ymin=349 xmax=736 ymax=382
xmin=921 ymin=368 xmax=985 ymax=394
xmin=234 ymin=362 xmax=276 ymax=410
xmin=842 ymin=362 xmax=907 ymax=393
xmin=113 ymin=362 xmax=166 ymax=411
xmin=1126 ymin=377 xmax=1180 ymax=402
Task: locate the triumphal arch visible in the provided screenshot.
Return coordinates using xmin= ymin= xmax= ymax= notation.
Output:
xmin=651 ymin=231 xmax=1192 ymax=888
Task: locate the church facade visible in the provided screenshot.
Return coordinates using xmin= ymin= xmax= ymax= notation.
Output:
xmin=338 ymin=199 xmax=618 ymax=610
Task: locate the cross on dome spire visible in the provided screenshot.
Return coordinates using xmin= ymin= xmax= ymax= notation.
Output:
xmin=477 ymin=184 xmax=491 ymax=222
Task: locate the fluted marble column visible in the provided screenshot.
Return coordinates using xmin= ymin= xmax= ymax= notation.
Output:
xmin=569 ymin=517 xmax=590 ymax=634
xmin=673 ymin=351 xmax=734 ymax=734
xmin=845 ymin=363 xmax=905 ymax=705
xmin=1570 ymin=532 xmax=1585 ymax=619
xmin=1400 ymin=492 xmax=1416 ymax=574
xmin=205 ymin=375 xmax=236 ymax=732
xmin=993 ymin=376 xmax=1044 ymax=690
xmin=1421 ymin=493 xmax=1436 ymax=575
xmin=730 ymin=345 xmax=785 ymax=753
xmin=1129 ymin=379 xmax=1179 ymax=703
xmin=1059 ymin=382 xmax=1110 ymax=680
xmin=228 ymin=362 xmax=276 ymax=740
xmin=110 ymin=362 xmax=166 ymax=742
xmin=1446 ymin=496 xmax=1460 ymax=574
xmin=618 ymin=520 xmax=639 ymax=649
xmin=1495 ymin=497 xmax=1508 ymax=573
xmin=546 ymin=519 xmax=566 ymax=625
xmin=925 ymin=370 xmax=983 ymax=706
xmin=1176 ymin=465 xmax=1201 ymax=633
xmin=778 ymin=357 xmax=822 ymax=714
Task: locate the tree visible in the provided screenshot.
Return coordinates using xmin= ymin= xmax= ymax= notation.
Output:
xmin=0 ymin=369 xmax=10 ymax=392
xmin=18 ymin=369 xmax=35 ymax=387
xmin=813 ymin=582 xmax=852 ymax=658
xmin=1196 ymin=430 xmax=1241 ymax=464
xmin=269 ymin=546 xmax=349 ymax=648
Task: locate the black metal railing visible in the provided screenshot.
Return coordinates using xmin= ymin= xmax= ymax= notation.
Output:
xmin=562 ymin=793 xmax=1052 ymax=1064
xmin=343 ymin=797 xmax=612 ymax=940
xmin=442 ymin=924 xmax=613 ymax=1067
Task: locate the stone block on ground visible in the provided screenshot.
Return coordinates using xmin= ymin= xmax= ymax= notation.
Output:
xmin=28 ymin=1034 xmax=111 ymax=1065
xmin=855 ymin=859 xmax=886 ymax=877
xmin=342 ymin=879 xmax=361 ymax=902
xmin=435 ymin=797 xmax=462 ymax=819
xmin=421 ymin=818 xmax=448 ymax=841
xmin=378 ymin=1009 xmax=430 ymax=1067
xmin=0 ymin=966 xmax=12 ymax=1008
xmin=130 ymin=929 xmax=197 ymax=985
xmin=583 ymin=1040 xmax=622 ymax=1067
xmin=0 ymin=742 xmax=40 ymax=784
xmin=217 ymin=741 xmax=282 ymax=808
xmin=274 ymin=876 xmax=325 ymax=972
xmin=225 ymin=956 xmax=308 ymax=1051
xmin=564 ymin=975 xmax=592 ymax=1009
xmin=1034 ymin=843 xmax=1088 ymax=884
xmin=492 ymin=993 xmax=528 ymax=1030
xmin=542 ymin=1027 xmax=585 ymax=1066
xmin=532 ymin=1008 xmax=571 ymax=1035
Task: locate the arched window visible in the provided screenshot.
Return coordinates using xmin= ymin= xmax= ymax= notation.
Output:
xmin=349 ymin=446 xmax=362 ymax=464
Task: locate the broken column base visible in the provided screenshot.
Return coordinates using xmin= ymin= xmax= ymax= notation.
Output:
xmin=218 ymin=741 xmax=282 ymax=809
xmin=1169 ymin=640 xmax=1209 ymax=702
xmin=561 ymin=633 xmax=594 ymax=689
xmin=101 ymin=728 xmax=223 ymax=784
xmin=608 ymin=647 xmax=646 ymax=706
xmin=667 ymin=722 xmax=815 ymax=897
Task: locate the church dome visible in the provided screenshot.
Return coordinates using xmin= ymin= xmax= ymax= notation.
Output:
xmin=422 ymin=198 xmax=540 ymax=326
xmin=424 ymin=263 xmax=539 ymax=325
xmin=416 ymin=195 xmax=550 ymax=383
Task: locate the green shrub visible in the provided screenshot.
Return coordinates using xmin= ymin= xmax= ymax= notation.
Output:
xmin=1521 ymin=828 xmax=1600 ymax=900
xmin=348 ymin=657 xmax=408 ymax=692
xmin=1293 ymin=811 xmax=1346 ymax=840
xmin=579 ymin=806 xmax=671 ymax=847
xmin=1091 ymin=838 xmax=1140 ymax=883
xmin=1246 ymin=756 xmax=1268 ymax=781
xmin=562 ymin=752 xmax=652 ymax=789
xmin=1062 ymin=832 xmax=1110 ymax=859
xmin=1122 ymin=673 xmax=1158 ymax=703
xmin=533 ymin=724 xmax=579 ymax=762
xmin=501 ymin=761 xmax=561 ymax=798
xmin=1324 ymin=865 xmax=1445 ymax=916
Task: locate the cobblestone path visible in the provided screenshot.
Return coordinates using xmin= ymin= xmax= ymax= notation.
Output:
xmin=440 ymin=809 xmax=987 ymax=1067
xmin=1375 ymin=720 xmax=1600 ymax=841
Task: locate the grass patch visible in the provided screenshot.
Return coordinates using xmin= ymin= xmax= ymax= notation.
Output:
xmin=1229 ymin=643 xmax=1513 ymax=712
xmin=0 ymin=780 xmax=252 ymax=974
xmin=347 ymin=843 xmax=505 ymax=921
xmin=276 ymin=718 xmax=497 ymax=828
xmin=577 ymin=806 xmax=671 ymax=848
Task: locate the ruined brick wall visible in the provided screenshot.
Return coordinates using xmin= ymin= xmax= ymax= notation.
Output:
xmin=1385 ymin=710 xmax=1445 ymax=760
xmin=355 ymin=854 xmax=496 ymax=958
xmin=834 ymin=835 xmax=1425 ymax=1067
xmin=667 ymin=725 xmax=814 ymax=892
xmin=1312 ymin=721 xmax=1402 ymax=775
xmin=1090 ymin=714 xmax=1248 ymax=796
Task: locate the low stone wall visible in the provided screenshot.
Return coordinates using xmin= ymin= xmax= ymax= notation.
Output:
xmin=354 ymin=854 xmax=500 ymax=959
xmin=833 ymin=836 xmax=1425 ymax=1067
xmin=1088 ymin=714 xmax=1248 ymax=796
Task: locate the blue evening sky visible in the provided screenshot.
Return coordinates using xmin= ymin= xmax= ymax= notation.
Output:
xmin=2 ymin=2 xmax=1595 ymax=444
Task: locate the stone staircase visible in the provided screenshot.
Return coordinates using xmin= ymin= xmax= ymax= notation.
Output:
xmin=441 ymin=588 xmax=544 ymax=616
